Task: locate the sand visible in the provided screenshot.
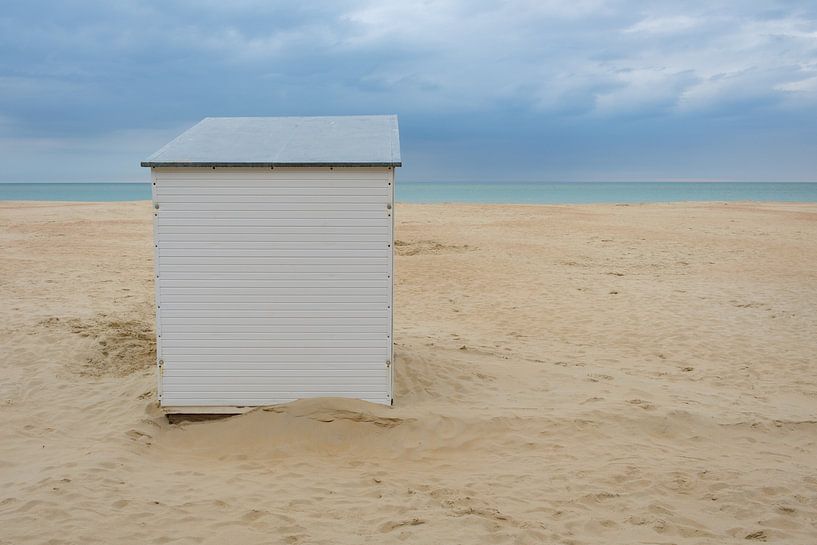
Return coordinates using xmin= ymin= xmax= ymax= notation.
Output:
xmin=1 ymin=200 xmax=816 ymax=544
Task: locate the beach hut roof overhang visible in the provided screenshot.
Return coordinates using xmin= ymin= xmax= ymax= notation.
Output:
xmin=141 ymin=115 xmax=401 ymax=168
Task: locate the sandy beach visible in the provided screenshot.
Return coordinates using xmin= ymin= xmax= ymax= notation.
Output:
xmin=1 ymin=200 xmax=816 ymax=544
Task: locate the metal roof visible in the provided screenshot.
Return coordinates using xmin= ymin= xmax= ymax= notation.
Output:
xmin=141 ymin=115 xmax=401 ymax=168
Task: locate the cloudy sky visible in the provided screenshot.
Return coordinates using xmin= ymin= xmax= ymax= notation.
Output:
xmin=1 ymin=0 xmax=816 ymax=182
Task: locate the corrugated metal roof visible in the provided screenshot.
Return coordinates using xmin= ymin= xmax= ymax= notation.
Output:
xmin=141 ymin=115 xmax=401 ymax=168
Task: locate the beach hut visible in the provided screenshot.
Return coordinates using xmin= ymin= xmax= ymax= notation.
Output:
xmin=141 ymin=115 xmax=401 ymax=413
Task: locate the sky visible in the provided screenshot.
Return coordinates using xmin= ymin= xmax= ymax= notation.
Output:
xmin=1 ymin=0 xmax=816 ymax=182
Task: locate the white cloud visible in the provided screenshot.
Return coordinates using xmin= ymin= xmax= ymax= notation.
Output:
xmin=329 ymin=1 xmax=817 ymax=116
xmin=594 ymin=67 xmax=697 ymax=115
xmin=776 ymin=75 xmax=817 ymax=93
xmin=624 ymin=15 xmax=700 ymax=34
xmin=6 ymin=0 xmax=815 ymax=119
xmin=2 ymin=0 xmax=817 ymax=182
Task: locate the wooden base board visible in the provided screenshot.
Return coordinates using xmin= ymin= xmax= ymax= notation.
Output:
xmin=161 ymin=397 xmax=393 ymax=415
xmin=161 ymin=405 xmax=255 ymax=415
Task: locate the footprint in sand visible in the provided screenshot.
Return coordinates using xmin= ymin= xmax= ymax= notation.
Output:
xmin=627 ymin=399 xmax=656 ymax=410
xmin=378 ymin=518 xmax=426 ymax=533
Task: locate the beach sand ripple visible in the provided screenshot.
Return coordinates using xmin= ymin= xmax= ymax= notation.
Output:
xmin=1 ymin=200 xmax=816 ymax=544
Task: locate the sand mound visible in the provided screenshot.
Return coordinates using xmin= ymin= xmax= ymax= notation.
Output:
xmin=153 ymin=397 xmax=425 ymax=460
xmin=261 ymin=397 xmax=405 ymax=428
xmin=40 ymin=315 xmax=155 ymax=377
xmin=147 ymin=397 xmax=515 ymax=464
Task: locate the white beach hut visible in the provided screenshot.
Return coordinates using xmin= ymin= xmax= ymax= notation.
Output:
xmin=142 ymin=115 xmax=400 ymax=413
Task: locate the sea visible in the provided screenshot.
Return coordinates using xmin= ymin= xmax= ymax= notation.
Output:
xmin=1 ymin=182 xmax=816 ymax=204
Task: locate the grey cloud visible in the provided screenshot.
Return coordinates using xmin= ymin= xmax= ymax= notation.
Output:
xmin=0 ymin=0 xmax=815 ymax=181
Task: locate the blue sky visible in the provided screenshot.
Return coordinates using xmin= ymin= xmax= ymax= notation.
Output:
xmin=1 ymin=1 xmax=816 ymax=182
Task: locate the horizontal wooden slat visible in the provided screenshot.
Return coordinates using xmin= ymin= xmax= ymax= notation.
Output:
xmin=160 ymin=235 xmax=388 ymax=244
xmin=158 ymin=196 xmax=386 ymax=204
xmin=161 ymin=327 xmax=388 ymax=336
xmin=159 ymin=199 xmax=386 ymax=207
xmin=163 ymin=331 xmax=388 ymax=340
xmin=163 ymin=388 xmax=387 ymax=396
xmin=163 ymin=374 xmax=386 ymax=384
xmin=159 ymin=210 xmax=387 ymax=220
xmin=156 ymin=180 xmax=387 ymax=186
xmin=161 ymin=305 xmax=389 ymax=316
xmin=161 ymin=347 xmax=386 ymax=355
xmin=160 ymin=274 xmax=388 ymax=283
xmin=162 ymin=300 xmax=386 ymax=308
xmin=161 ymin=282 xmax=387 ymax=288
xmin=159 ymin=249 xmax=387 ymax=258
xmin=161 ymin=296 xmax=387 ymax=305
xmin=160 ymin=187 xmax=388 ymax=197
xmin=159 ymin=314 xmax=387 ymax=322
xmin=160 ymin=286 xmax=387 ymax=294
xmin=160 ymin=285 xmax=387 ymax=293
xmin=159 ymin=281 xmax=389 ymax=296
xmin=161 ymin=396 xmax=391 ymax=405
xmin=161 ymin=290 xmax=385 ymax=298
xmin=158 ymin=225 xmax=388 ymax=235
xmin=155 ymin=168 xmax=387 ymax=180
xmin=162 ymin=326 xmax=387 ymax=334
xmin=163 ymin=356 xmax=385 ymax=364
xmin=157 ymin=172 xmax=387 ymax=181
xmin=159 ymin=256 xmax=387 ymax=265
xmin=158 ymin=218 xmax=389 ymax=227
xmin=160 ymin=240 xmax=389 ymax=249
xmin=160 ymin=270 xmax=387 ymax=277
xmin=159 ymin=264 xmax=387 ymax=274
xmin=159 ymin=176 xmax=387 ymax=184
xmin=163 ymin=338 xmax=388 ymax=348
xmin=163 ymin=362 xmax=386 ymax=370
xmin=164 ymin=388 xmax=386 ymax=396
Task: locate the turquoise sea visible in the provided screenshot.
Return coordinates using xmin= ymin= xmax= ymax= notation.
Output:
xmin=1 ymin=182 xmax=816 ymax=204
